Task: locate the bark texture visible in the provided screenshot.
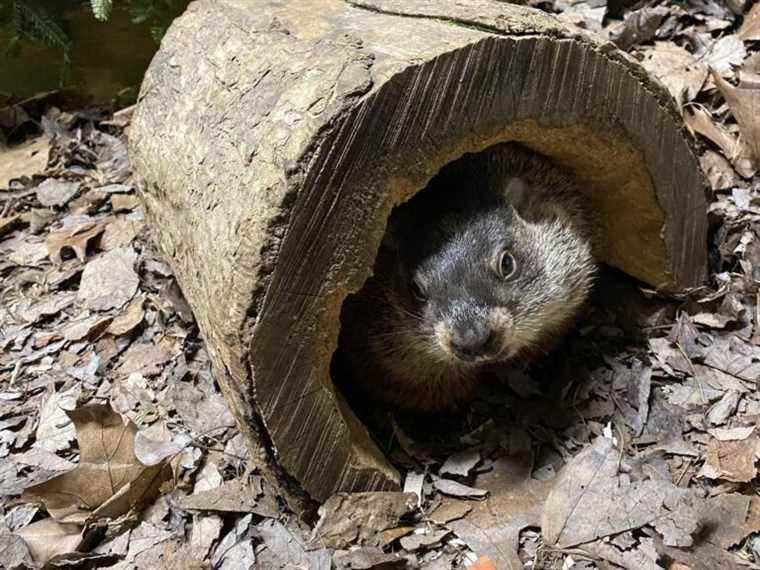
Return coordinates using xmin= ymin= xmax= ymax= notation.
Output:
xmin=129 ymin=0 xmax=708 ymax=503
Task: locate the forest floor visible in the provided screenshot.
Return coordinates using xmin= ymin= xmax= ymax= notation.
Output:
xmin=2 ymin=1 xmax=760 ymax=569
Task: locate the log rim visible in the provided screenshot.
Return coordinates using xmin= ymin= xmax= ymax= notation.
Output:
xmin=250 ymin=30 xmax=707 ymax=500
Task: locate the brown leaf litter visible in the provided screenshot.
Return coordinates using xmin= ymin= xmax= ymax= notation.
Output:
xmin=3 ymin=2 xmax=760 ymax=568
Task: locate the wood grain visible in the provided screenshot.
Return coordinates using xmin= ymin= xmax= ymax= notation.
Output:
xmin=129 ymin=0 xmax=707 ymax=503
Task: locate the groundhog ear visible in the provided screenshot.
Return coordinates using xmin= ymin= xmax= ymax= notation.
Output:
xmin=508 ymin=204 xmax=527 ymax=226
xmin=504 ymin=176 xmax=531 ymax=220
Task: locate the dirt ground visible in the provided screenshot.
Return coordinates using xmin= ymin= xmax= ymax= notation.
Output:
xmin=1 ymin=1 xmax=760 ymax=569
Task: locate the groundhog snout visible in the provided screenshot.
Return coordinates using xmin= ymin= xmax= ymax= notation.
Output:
xmin=449 ymin=323 xmax=499 ymax=361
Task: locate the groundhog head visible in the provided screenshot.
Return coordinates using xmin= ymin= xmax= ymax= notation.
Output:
xmin=387 ymin=174 xmax=595 ymax=367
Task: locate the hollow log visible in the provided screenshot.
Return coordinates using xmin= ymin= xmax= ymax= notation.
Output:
xmin=129 ymin=0 xmax=708 ymax=504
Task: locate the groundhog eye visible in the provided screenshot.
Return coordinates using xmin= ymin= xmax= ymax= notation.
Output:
xmin=497 ymin=250 xmax=517 ymax=280
xmin=410 ymin=278 xmax=427 ymax=302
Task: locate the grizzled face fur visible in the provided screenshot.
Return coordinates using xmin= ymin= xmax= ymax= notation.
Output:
xmin=386 ymin=175 xmax=595 ymax=367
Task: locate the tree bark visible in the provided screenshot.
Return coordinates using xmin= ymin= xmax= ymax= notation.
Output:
xmin=129 ymin=0 xmax=707 ymax=505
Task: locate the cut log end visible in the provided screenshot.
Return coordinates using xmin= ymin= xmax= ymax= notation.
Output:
xmin=130 ymin=0 xmax=707 ymax=503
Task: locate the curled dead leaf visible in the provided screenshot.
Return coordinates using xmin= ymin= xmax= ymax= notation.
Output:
xmin=683 ymin=104 xmax=754 ymax=178
xmin=46 ymin=220 xmax=107 ymax=263
xmin=712 ymin=69 xmax=760 ymax=170
xmin=107 ymin=294 xmax=145 ymax=336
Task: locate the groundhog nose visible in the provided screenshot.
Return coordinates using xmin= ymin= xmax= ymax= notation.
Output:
xmin=450 ymin=325 xmax=496 ymax=361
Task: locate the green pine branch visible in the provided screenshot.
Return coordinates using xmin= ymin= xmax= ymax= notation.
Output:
xmin=90 ymin=0 xmax=113 ymax=21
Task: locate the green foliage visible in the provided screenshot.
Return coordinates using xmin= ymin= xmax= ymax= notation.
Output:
xmin=90 ymin=0 xmax=112 ymax=21
xmin=1 ymin=0 xmax=188 ymax=88
xmin=84 ymin=0 xmax=186 ymax=42
xmin=127 ymin=0 xmax=187 ymax=42
xmin=1 ymin=0 xmax=73 ymax=83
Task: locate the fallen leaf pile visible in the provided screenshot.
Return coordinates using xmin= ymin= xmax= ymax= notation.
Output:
xmin=0 ymin=107 xmax=252 ymax=568
xmin=1 ymin=1 xmax=760 ymax=568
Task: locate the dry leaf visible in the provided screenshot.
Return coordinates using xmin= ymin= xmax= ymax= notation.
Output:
xmin=310 ymin=492 xmax=417 ymax=549
xmin=433 ymin=478 xmax=488 ymax=498
xmin=556 ymin=1 xmax=605 ymax=31
xmin=110 ymin=193 xmax=141 ymax=212
xmin=110 ymin=372 xmax=156 ymax=419
xmin=440 ymin=448 xmax=481 ymax=477
xmin=429 ymin=499 xmax=472 ymax=524
xmin=168 ymin=378 xmax=235 ymax=433
xmin=210 ymin=514 xmax=255 ymax=568
xmin=34 ymin=383 xmax=80 ymax=453
xmin=134 ymin=428 xmax=191 ymax=466
xmin=333 ymin=547 xmax=405 ymax=570
xmin=78 ymin=247 xmax=139 ymax=311
xmin=399 ymin=528 xmax=449 ymax=551
xmin=178 ymin=477 xmax=270 ymax=515
xmin=684 ymin=105 xmax=740 ymax=158
xmin=253 ymin=519 xmax=313 ymax=569
xmin=708 ymin=425 xmax=755 ymax=440
xmin=0 ymin=528 xmax=35 ymax=570
xmin=115 ymin=341 xmax=174 ymax=377
xmin=189 ymin=515 xmax=222 ymax=560
xmin=15 ymin=518 xmax=82 ymax=566
xmin=380 ymin=526 xmax=415 ymax=546
xmin=7 ymin=237 xmax=48 ymax=266
xmin=96 ymin=521 xmax=176 ymax=567
xmin=46 ymin=220 xmax=106 ymax=263
xmin=699 ymin=437 xmax=759 ymax=482
xmin=541 ymin=437 xmax=697 ymax=548
xmin=22 ymin=403 xmax=172 ymax=523
xmin=193 ymin=460 xmax=223 ymax=494
xmin=712 ymin=69 xmax=760 ymax=168
xmin=585 ymin=536 xmax=660 ymax=570
xmin=61 ymin=314 xmax=113 ymax=342
xmin=620 ymin=360 xmax=652 ymax=436
xmin=0 ymin=136 xmax=49 ymax=189
xmin=699 ymin=494 xmax=760 ymax=549
xmin=107 ymin=293 xmax=145 ymax=336
xmin=655 ymin=495 xmax=760 ymax=569
xmin=101 ymin=217 xmax=144 ymax=250
xmin=738 ymin=3 xmax=760 ymax=40
xmin=403 ymin=471 xmax=425 ymax=506
xmin=450 ymin=452 xmax=550 ymax=570
xmin=21 ymin=292 xmax=77 ymax=323
xmin=97 ymin=183 xmax=132 ymax=194
xmin=640 ymin=42 xmax=708 ymax=105
xmin=704 ymin=36 xmax=747 ymax=76
xmin=35 ymin=179 xmax=80 ymax=208
xmin=609 ymin=6 xmax=669 ymax=50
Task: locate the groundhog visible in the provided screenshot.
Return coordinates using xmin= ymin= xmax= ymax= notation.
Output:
xmin=337 ymin=143 xmax=598 ymax=413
